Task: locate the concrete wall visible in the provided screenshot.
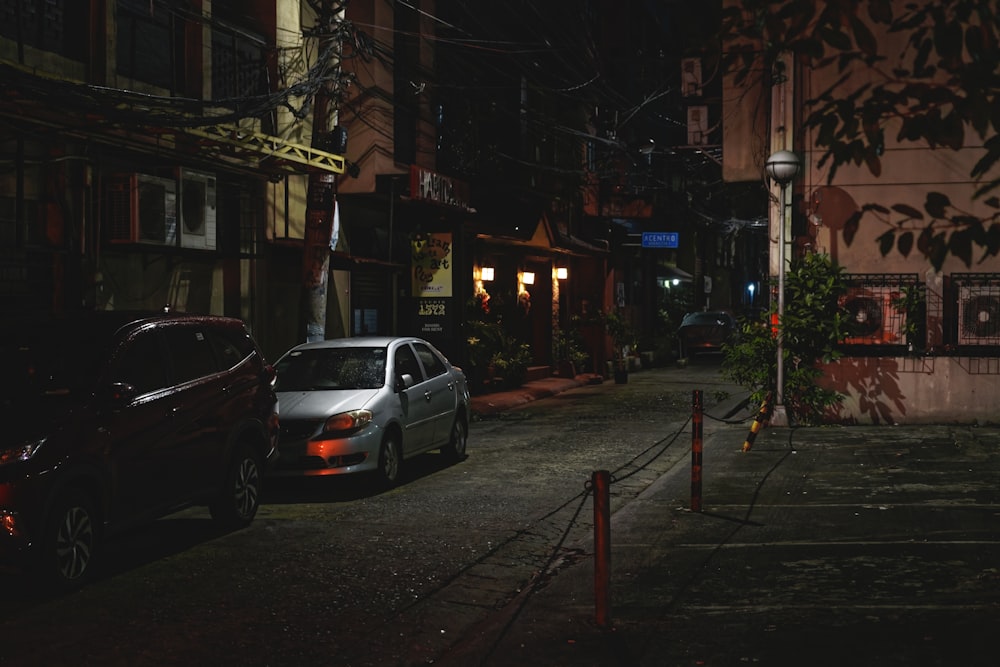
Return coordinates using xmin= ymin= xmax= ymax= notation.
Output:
xmin=789 ymin=2 xmax=1000 ymax=424
xmin=820 ymin=357 xmax=1000 ymax=425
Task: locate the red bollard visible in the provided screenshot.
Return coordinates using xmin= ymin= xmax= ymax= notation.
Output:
xmin=691 ymin=390 xmax=703 ymax=512
xmin=592 ymin=469 xmax=611 ymax=627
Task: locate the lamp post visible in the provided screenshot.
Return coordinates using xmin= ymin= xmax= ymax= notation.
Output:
xmin=764 ymin=150 xmax=801 ymax=426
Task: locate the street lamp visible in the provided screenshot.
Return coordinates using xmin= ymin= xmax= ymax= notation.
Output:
xmin=765 ymin=150 xmax=801 ymax=426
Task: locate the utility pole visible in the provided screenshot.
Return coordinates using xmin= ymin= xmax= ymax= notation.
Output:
xmin=302 ymin=0 xmax=346 ymax=342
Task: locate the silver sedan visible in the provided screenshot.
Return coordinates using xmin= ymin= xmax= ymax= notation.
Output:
xmin=269 ymin=336 xmax=470 ymax=485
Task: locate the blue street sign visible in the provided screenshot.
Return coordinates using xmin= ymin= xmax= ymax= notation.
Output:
xmin=641 ymin=232 xmax=679 ymax=248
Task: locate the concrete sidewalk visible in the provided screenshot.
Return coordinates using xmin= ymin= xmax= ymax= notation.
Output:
xmin=443 ymin=420 xmax=1000 ymax=666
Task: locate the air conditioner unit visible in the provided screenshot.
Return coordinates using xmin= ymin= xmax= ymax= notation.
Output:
xmin=957 ymin=286 xmax=1000 ymax=346
xmin=841 ymin=287 xmax=906 ymax=345
xmin=178 ymin=169 xmax=217 ymax=250
xmin=687 ymin=106 xmax=708 ymax=146
xmin=681 ymin=58 xmax=703 ymax=97
xmin=106 ymin=173 xmax=177 ymax=245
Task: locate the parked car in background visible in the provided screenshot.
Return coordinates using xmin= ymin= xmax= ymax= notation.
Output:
xmin=0 ymin=310 xmax=279 ymax=591
xmin=270 ymin=337 xmax=470 ymax=486
xmin=677 ymin=310 xmax=738 ymax=356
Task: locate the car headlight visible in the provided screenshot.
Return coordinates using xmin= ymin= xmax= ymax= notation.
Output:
xmin=323 ymin=409 xmax=373 ymax=434
xmin=0 ymin=438 xmax=45 ymax=466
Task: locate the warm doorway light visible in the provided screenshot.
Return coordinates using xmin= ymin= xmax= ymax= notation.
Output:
xmin=521 ymin=271 xmax=535 ymax=285
xmin=556 ymin=267 xmax=568 ymax=280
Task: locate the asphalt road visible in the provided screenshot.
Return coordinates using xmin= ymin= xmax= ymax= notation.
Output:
xmin=0 ymin=360 xmax=737 ymax=667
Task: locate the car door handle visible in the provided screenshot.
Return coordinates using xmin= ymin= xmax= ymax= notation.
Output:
xmin=423 ymin=390 xmax=432 ymax=402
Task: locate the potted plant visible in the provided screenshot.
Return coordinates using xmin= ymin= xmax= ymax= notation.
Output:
xmin=554 ymin=327 xmax=588 ymax=377
xmin=603 ymin=310 xmax=634 ymax=384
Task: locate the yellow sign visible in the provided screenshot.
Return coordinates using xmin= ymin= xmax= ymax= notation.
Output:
xmin=412 ymin=233 xmax=453 ymax=297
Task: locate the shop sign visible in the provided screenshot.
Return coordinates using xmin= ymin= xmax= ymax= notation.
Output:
xmin=410 ymin=165 xmax=471 ymax=211
xmin=412 ymin=232 xmax=453 ymax=297
xmin=417 ymin=299 xmax=447 ymax=335
xmin=641 ymin=232 xmax=679 ymax=248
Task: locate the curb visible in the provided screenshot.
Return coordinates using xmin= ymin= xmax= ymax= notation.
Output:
xmin=470 ymin=374 xmax=601 ymax=418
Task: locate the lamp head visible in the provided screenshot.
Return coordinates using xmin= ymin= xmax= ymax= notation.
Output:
xmin=765 ymin=150 xmax=801 ymax=186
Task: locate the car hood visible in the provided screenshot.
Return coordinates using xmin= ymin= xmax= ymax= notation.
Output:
xmin=1 ymin=397 xmax=79 ymax=448
xmin=277 ymin=389 xmax=380 ymax=419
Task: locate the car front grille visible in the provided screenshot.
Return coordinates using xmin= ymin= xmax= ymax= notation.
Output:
xmin=279 ymin=420 xmax=321 ymax=441
xmin=274 ymin=452 xmax=368 ymax=471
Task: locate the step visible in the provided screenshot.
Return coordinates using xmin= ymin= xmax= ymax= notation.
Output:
xmin=525 ymin=365 xmax=551 ymax=382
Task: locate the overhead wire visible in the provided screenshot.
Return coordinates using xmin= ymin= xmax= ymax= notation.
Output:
xmin=4 ymin=0 xmax=714 ymax=191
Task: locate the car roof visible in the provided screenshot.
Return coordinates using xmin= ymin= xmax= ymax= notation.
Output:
xmin=1 ymin=310 xmax=246 ymax=340
xmin=286 ymin=336 xmax=424 ymax=352
xmin=681 ymin=311 xmax=735 ymax=322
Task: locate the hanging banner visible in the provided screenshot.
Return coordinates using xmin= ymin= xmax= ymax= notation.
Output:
xmin=411 ymin=232 xmax=453 ymax=297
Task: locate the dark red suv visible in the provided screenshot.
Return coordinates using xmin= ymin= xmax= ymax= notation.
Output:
xmin=0 ymin=311 xmax=279 ymax=590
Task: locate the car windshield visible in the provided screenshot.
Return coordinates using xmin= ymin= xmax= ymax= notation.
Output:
xmin=276 ymin=347 xmax=387 ymax=391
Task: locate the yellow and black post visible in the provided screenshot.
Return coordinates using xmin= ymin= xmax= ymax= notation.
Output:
xmin=742 ymin=394 xmax=771 ymax=452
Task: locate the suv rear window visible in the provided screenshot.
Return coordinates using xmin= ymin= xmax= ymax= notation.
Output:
xmin=211 ymin=327 xmax=255 ymax=369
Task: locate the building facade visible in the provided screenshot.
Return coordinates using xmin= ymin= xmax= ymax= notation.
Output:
xmin=723 ymin=0 xmax=1000 ymax=423
xmin=1 ymin=0 xmax=742 ymax=387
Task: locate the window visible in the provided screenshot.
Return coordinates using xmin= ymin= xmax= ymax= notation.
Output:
xmin=0 ymin=0 xmax=87 ymax=60
xmin=394 ymin=344 xmax=421 ymax=383
xmin=116 ymin=0 xmax=175 ymax=89
xmin=208 ymin=328 xmax=252 ymax=371
xmin=353 ymin=308 xmax=379 ymax=336
xmin=117 ymin=332 xmax=169 ymax=395
xmin=211 ymin=26 xmax=267 ymax=100
xmin=413 ymin=342 xmax=446 ymax=379
xmin=163 ymin=326 xmax=219 ymax=384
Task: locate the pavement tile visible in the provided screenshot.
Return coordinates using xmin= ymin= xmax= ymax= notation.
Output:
xmin=451 ymin=384 xmax=1000 ymax=667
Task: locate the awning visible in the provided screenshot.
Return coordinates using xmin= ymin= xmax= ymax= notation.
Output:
xmin=659 ymin=265 xmax=694 ymax=283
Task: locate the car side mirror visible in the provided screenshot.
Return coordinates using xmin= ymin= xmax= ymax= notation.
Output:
xmin=396 ymin=373 xmax=415 ymax=392
xmin=262 ymin=364 xmax=277 ymax=389
xmin=102 ymin=381 xmax=138 ymax=407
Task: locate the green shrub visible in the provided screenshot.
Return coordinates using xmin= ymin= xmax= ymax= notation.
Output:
xmin=723 ymin=253 xmax=850 ymax=425
xmin=466 ymin=318 xmax=533 ymax=391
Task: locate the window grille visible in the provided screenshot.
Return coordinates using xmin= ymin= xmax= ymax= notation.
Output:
xmin=839 ymin=274 xmax=921 ymax=355
xmin=950 ymin=273 xmax=1000 ymax=356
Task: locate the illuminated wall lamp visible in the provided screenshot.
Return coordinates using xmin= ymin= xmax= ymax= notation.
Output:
xmin=556 ymin=267 xmax=568 ymax=280
xmin=521 ymin=271 xmax=535 ymax=285
xmin=481 ymin=266 xmax=495 ymax=281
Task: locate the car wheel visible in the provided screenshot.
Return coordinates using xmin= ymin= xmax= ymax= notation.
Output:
xmin=210 ymin=444 xmax=261 ymax=530
xmin=441 ymin=417 xmax=467 ymax=462
xmin=38 ymin=490 xmax=100 ymax=591
xmin=377 ymin=435 xmax=402 ymax=487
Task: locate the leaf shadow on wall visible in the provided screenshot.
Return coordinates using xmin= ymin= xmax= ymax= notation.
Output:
xmin=820 ymin=358 xmax=908 ymax=424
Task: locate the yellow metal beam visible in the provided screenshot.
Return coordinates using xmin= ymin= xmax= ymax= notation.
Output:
xmin=184 ymin=124 xmax=346 ymax=174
